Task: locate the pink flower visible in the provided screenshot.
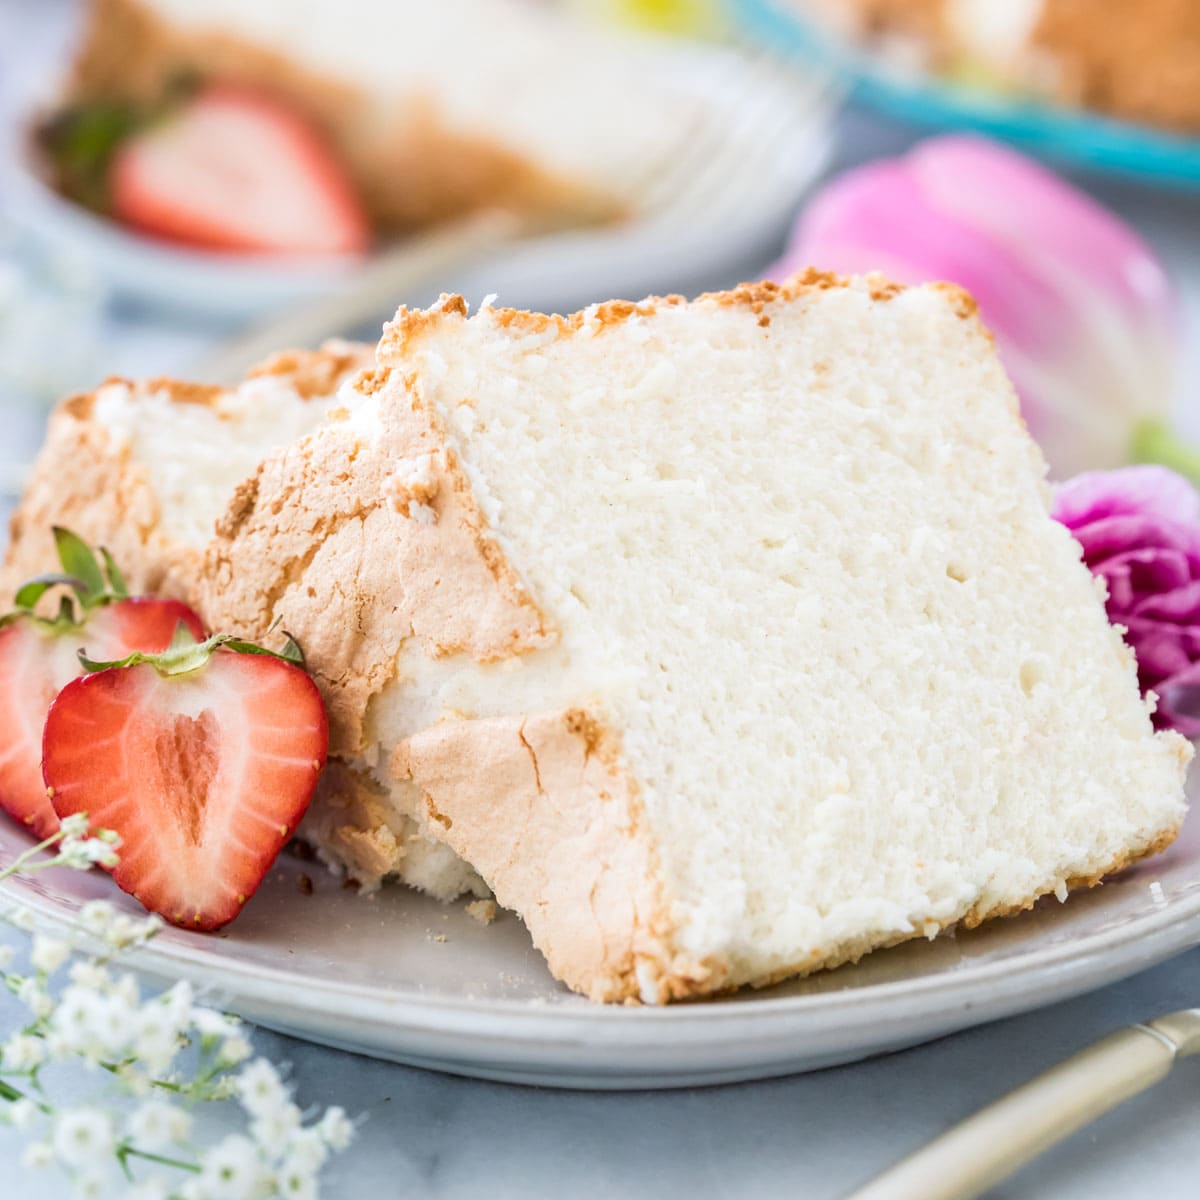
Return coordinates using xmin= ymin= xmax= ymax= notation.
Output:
xmin=1053 ymin=466 xmax=1200 ymax=736
xmin=774 ymin=135 xmax=1181 ymax=480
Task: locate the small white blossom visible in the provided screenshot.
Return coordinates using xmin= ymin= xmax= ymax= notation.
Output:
xmin=133 ymin=1004 xmax=184 ymax=1074
xmin=5 ymin=906 xmax=34 ymax=932
xmin=74 ymin=1167 xmax=108 ymax=1200
xmin=4 ymin=1098 xmax=40 ymax=1130
xmin=21 ymin=1140 xmax=54 ymax=1169
xmin=58 ymin=835 xmax=119 ymax=870
xmin=30 ymin=934 xmax=70 ymax=975
xmin=128 ymin=1179 xmax=171 ymax=1200
xmin=250 ymin=1100 xmax=301 ymax=1150
xmin=317 ymin=1106 xmax=355 ymax=1153
xmin=52 ymin=1107 xmax=116 ymax=1167
xmin=68 ymin=960 xmax=112 ymax=992
xmin=58 ymin=813 xmax=90 ymax=839
xmin=0 ymin=944 xmax=14 ymax=969
xmin=17 ymin=976 xmax=53 ymax=1019
xmin=217 ymin=1035 xmax=252 ymax=1067
xmin=191 ymin=1008 xmax=240 ymax=1039
xmin=127 ymin=1099 xmax=191 ymax=1149
xmin=284 ymin=1127 xmax=329 ymax=1175
xmin=78 ymin=901 xmax=117 ymax=936
xmin=198 ymin=1134 xmax=265 ymax=1200
xmin=275 ymin=1167 xmax=318 ymax=1200
xmin=236 ymin=1059 xmax=289 ymax=1119
xmin=2 ymin=1032 xmax=47 ymax=1071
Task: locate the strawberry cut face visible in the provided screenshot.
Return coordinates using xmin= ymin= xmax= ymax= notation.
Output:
xmin=43 ymin=651 xmax=327 ymax=930
xmin=0 ymin=598 xmax=205 ymax=840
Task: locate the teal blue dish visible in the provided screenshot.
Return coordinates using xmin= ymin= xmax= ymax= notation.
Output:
xmin=734 ymin=0 xmax=1200 ymax=188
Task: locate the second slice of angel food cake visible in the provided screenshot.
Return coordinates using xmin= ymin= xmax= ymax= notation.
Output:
xmin=5 ymin=273 xmax=1189 ymax=1003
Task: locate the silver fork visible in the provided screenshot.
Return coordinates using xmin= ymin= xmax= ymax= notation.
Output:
xmin=193 ymin=41 xmax=837 ymax=384
xmin=847 ymin=1008 xmax=1200 ymax=1200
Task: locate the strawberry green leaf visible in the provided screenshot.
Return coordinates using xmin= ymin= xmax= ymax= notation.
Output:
xmin=12 ymin=574 xmax=88 ymax=611
xmin=100 ymin=547 xmax=129 ymax=598
xmin=53 ymin=527 xmax=106 ymax=601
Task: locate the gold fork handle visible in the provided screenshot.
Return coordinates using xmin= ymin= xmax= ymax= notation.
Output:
xmin=846 ymin=1022 xmax=1185 ymax=1200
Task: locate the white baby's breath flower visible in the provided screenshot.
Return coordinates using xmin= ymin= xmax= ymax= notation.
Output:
xmin=5 ymin=906 xmax=34 ymax=933
xmin=2 ymin=1032 xmax=47 ymax=1071
xmin=67 ymin=960 xmax=112 ymax=992
xmin=317 ymin=1106 xmax=355 ymax=1153
xmin=127 ymin=1179 xmax=171 ymax=1200
xmin=0 ymin=944 xmax=14 ymax=970
xmin=52 ymin=1107 xmax=116 ymax=1167
xmin=4 ymin=1098 xmax=40 ymax=1130
xmin=191 ymin=1007 xmax=240 ymax=1039
xmin=78 ymin=900 xmax=117 ymax=936
xmin=236 ymin=1059 xmax=289 ymax=1119
xmin=74 ymin=1167 xmax=109 ymax=1200
xmin=16 ymin=976 xmax=53 ymax=1020
xmin=21 ymin=1140 xmax=54 ymax=1169
xmin=132 ymin=1010 xmax=182 ymax=1074
xmin=275 ymin=1166 xmax=318 ymax=1200
xmin=111 ymin=972 xmax=140 ymax=1010
xmin=250 ymin=1101 xmax=301 ymax=1151
xmin=57 ymin=813 xmax=90 ymax=839
xmin=198 ymin=1134 xmax=265 ymax=1200
xmin=127 ymin=1099 xmax=191 ymax=1150
xmin=30 ymin=934 xmax=70 ymax=975
xmin=284 ymin=1126 xmax=329 ymax=1175
xmin=217 ymin=1035 xmax=252 ymax=1068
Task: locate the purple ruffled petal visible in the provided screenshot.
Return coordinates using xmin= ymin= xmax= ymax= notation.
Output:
xmin=1054 ymin=465 xmax=1200 ymax=530
xmin=1071 ymin=514 xmax=1200 ymax=568
xmin=1153 ymin=661 xmax=1200 ymax=738
xmin=1096 ymin=548 xmax=1193 ymax=615
xmin=1121 ymin=617 xmax=1200 ymax=687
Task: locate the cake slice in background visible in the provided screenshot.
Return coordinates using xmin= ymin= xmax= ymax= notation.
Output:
xmin=4 ymin=274 xmax=1188 ymax=1002
xmin=1 ymin=343 xmax=370 ymax=602
xmin=800 ymin=0 xmax=1200 ymax=134
xmin=40 ymin=0 xmax=702 ymax=240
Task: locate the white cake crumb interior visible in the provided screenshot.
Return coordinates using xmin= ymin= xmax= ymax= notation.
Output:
xmin=93 ymin=376 xmax=345 ymax=548
xmin=372 ymin=281 xmax=1186 ymax=985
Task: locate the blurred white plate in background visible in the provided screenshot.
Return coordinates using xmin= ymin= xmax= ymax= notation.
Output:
xmin=4 ymin=41 xmax=833 ymax=323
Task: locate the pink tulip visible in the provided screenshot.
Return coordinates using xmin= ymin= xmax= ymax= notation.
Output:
xmin=774 ymin=136 xmax=1182 ymax=480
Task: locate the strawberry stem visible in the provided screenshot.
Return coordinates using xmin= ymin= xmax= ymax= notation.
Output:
xmin=78 ymin=625 xmax=307 ymax=676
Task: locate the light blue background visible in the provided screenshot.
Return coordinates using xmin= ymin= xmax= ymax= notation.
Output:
xmin=2 ymin=2 xmax=1199 ymax=1196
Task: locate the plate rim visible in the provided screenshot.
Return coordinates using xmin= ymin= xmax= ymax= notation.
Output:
xmin=6 ymin=854 xmax=1200 ymax=1039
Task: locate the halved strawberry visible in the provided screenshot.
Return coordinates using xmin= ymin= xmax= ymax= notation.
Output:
xmin=44 ymin=629 xmax=328 ymax=930
xmin=110 ymin=84 xmax=369 ymax=255
xmin=0 ymin=529 xmax=204 ymax=840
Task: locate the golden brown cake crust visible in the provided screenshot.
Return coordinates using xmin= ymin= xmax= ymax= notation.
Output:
xmin=199 ymin=363 xmax=554 ymax=756
xmin=61 ymin=0 xmax=618 ymax=232
xmin=390 ymin=708 xmax=714 ymax=1004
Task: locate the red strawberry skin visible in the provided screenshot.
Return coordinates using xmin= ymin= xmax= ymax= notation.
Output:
xmin=43 ymin=652 xmax=327 ymax=930
xmin=111 ymin=85 xmax=370 ymax=256
xmin=0 ymin=599 xmax=204 ymax=840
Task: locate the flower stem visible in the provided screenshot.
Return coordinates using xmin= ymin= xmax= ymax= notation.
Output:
xmin=0 ymin=1078 xmax=24 ymax=1101
xmin=120 ymin=1145 xmax=201 ymax=1173
xmin=1131 ymin=419 xmax=1200 ymax=488
xmin=0 ymin=832 xmax=65 ymax=882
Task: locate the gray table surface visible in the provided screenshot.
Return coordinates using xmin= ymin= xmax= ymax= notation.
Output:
xmin=2 ymin=3 xmax=1200 ymax=1197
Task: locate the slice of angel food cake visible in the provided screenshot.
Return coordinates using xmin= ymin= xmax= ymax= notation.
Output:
xmin=4 ymin=273 xmax=1189 ymax=1004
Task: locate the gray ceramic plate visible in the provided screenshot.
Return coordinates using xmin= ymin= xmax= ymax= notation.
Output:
xmin=3 ymin=770 xmax=1197 ymax=1090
